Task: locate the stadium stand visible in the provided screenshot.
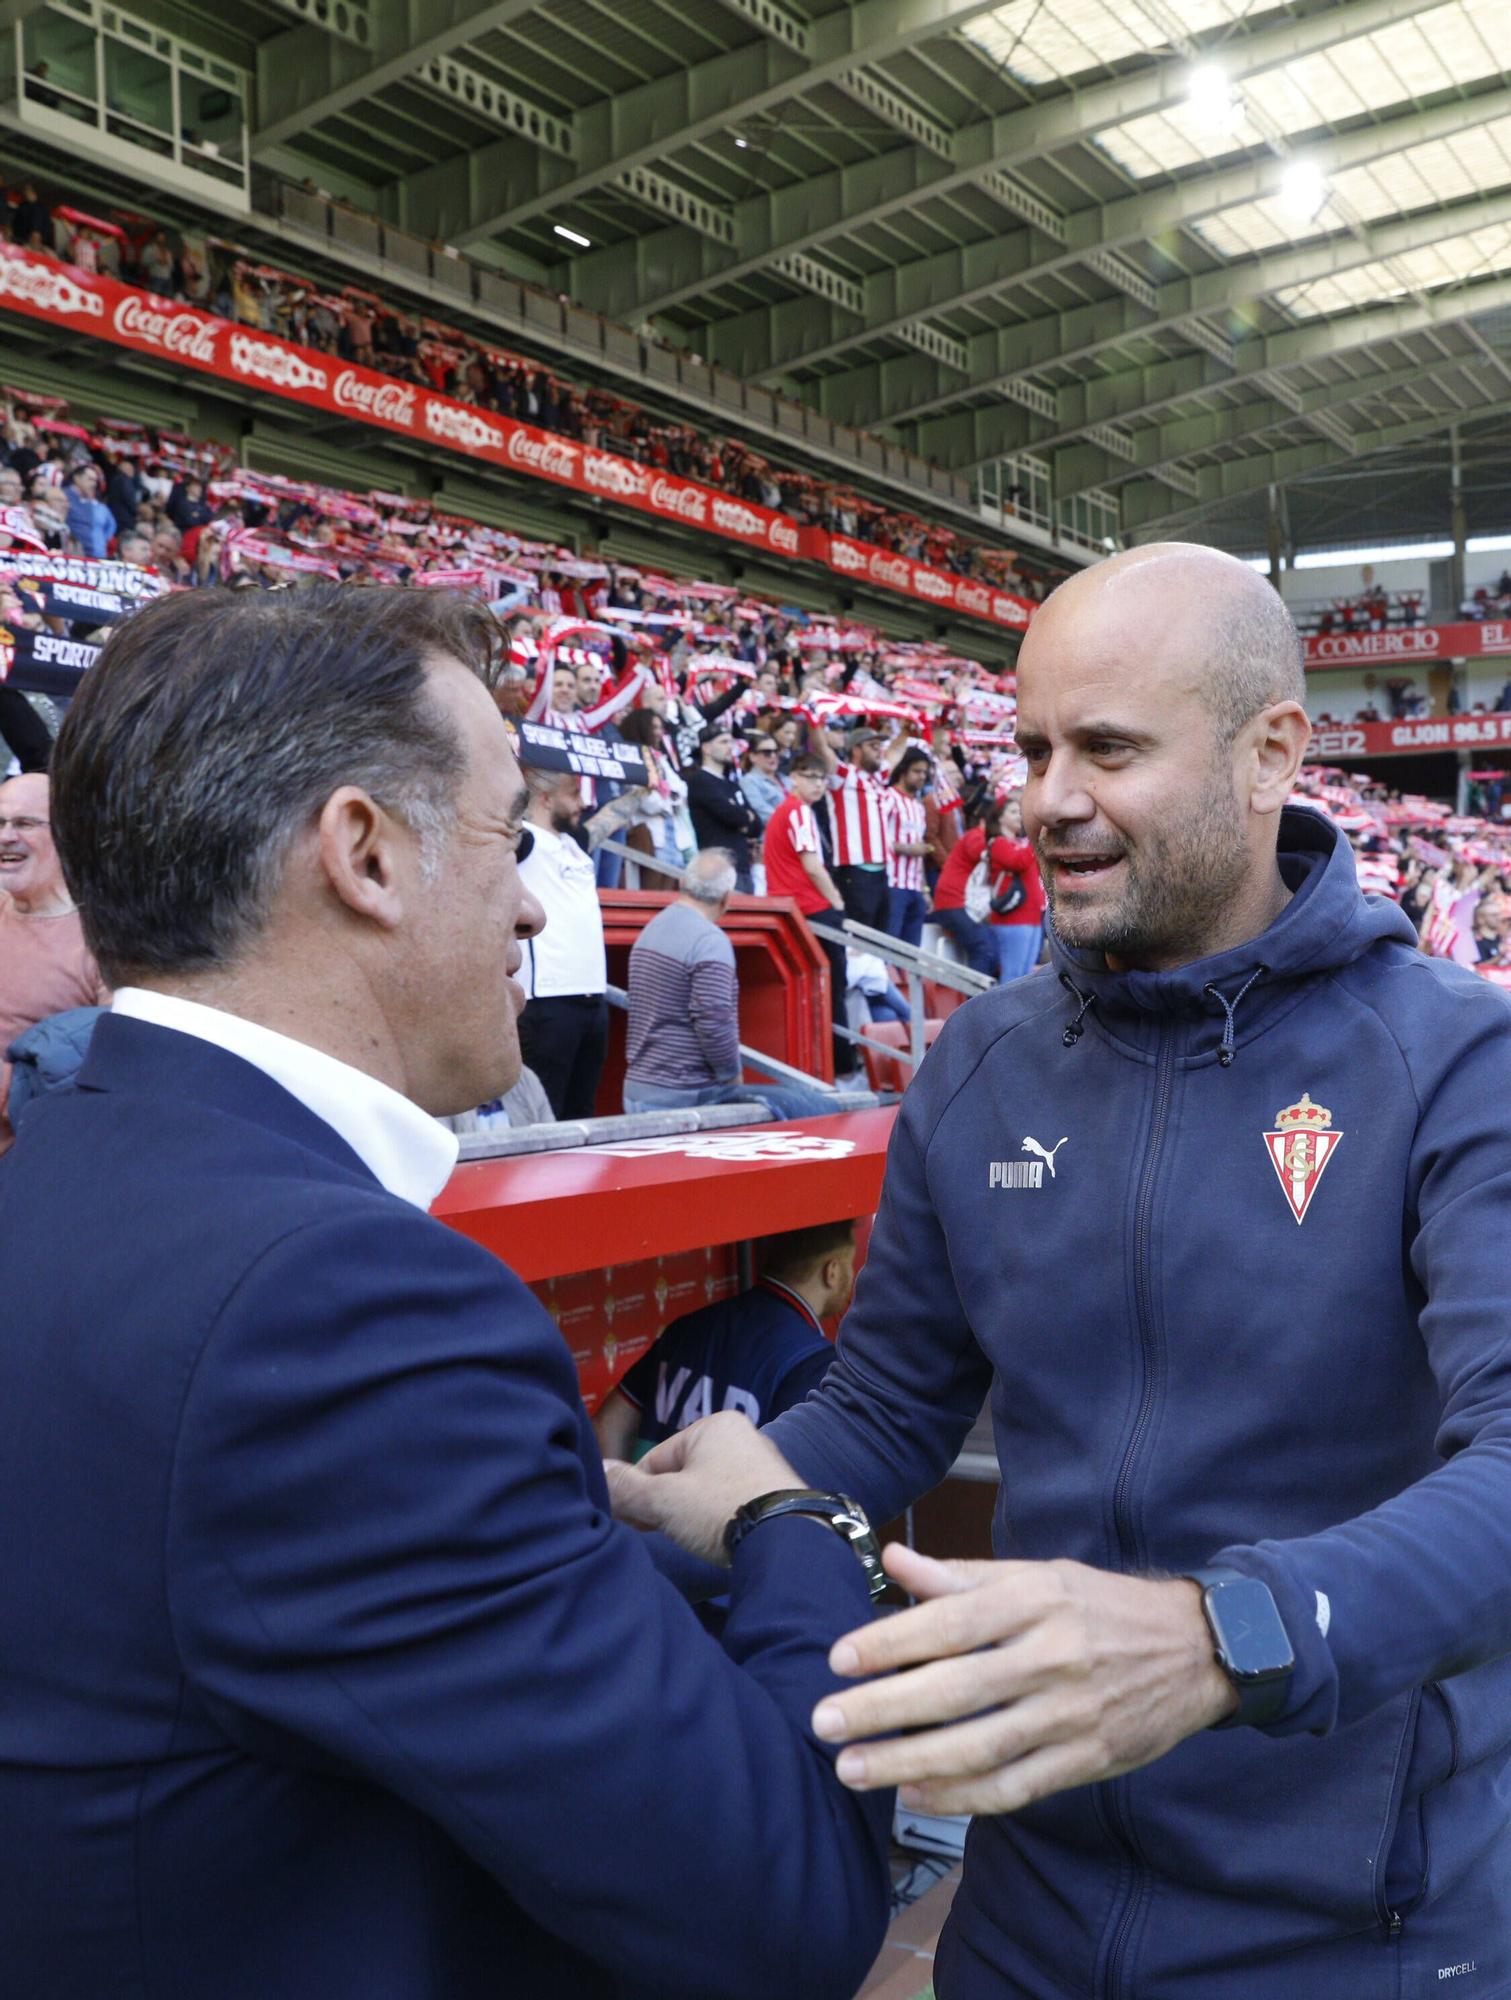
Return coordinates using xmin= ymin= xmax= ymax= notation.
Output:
xmin=0 ymin=162 xmax=1064 ymax=611
xmin=9 ymin=2 xmax=1511 ymax=1987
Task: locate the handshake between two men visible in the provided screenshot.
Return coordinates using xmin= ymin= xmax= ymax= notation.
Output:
xmin=606 ymin=1412 xmax=1237 ymax=1822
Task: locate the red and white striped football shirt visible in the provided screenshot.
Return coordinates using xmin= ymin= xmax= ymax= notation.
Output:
xmin=829 ymin=764 xmax=890 ymax=866
xmin=882 ymin=788 xmax=927 ymax=892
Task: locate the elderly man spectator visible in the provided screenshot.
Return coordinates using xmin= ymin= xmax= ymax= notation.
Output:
xmin=0 ymin=772 xmax=109 ymax=1150
xmin=685 ymin=723 xmax=762 ymax=894
xmin=65 ymin=464 xmax=115 ymax=559
xmin=515 ymin=765 xmax=609 ymax=1120
xmin=622 ymin=850 xmax=836 ymax=1120
xmin=116 ymin=527 xmax=153 ymax=570
xmin=149 ymin=521 xmax=191 ymax=584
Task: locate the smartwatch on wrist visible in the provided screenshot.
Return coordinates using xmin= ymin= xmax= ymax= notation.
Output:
xmin=725 ymin=1489 xmax=887 ymax=1599
xmin=1184 ymin=1568 xmax=1295 ymax=1728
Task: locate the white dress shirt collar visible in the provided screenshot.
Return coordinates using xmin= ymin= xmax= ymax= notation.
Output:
xmin=110 ymin=987 xmax=459 ymax=1210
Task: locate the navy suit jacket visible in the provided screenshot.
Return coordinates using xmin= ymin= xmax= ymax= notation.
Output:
xmin=0 ymin=1016 xmax=889 ymax=1998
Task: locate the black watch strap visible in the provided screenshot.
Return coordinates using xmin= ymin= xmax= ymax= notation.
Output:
xmin=725 ymin=1489 xmax=887 ymax=1599
xmin=1185 ymin=1568 xmax=1295 ymax=1729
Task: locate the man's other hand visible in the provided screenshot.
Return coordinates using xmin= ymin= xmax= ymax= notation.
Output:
xmin=810 ymin=1545 xmax=1237 ymax=1815
xmin=604 ymin=1412 xmax=804 ymax=1565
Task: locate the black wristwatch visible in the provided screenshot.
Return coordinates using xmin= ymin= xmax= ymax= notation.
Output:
xmin=725 ymin=1489 xmax=887 ymax=1599
xmin=1184 ymin=1568 xmax=1295 ymax=1728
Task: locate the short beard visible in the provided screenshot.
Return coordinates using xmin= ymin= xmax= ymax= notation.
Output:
xmin=1043 ymin=753 xmax=1251 ymax=968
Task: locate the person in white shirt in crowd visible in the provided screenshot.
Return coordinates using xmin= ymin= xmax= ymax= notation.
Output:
xmin=514 ymin=766 xmax=609 ymax=1121
xmin=881 ymin=748 xmax=932 ymax=945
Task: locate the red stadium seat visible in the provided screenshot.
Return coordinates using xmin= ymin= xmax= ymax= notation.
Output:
xmin=859 ymin=1018 xmax=944 ymax=1093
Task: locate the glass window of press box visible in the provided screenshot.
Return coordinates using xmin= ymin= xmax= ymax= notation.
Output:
xmin=11 ymin=0 xmax=247 ymax=198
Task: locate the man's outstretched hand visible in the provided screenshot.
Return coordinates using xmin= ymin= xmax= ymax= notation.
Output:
xmin=809 ymin=1544 xmax=1237 ymax=1816
xmin=604 ymin=1411 xmax=805 ymax=1566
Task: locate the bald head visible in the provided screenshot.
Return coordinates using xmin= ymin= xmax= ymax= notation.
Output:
xmin=1015 ymin=542 xmax=1313 ymax=972
xmin=1030 ymin=543 xmax=1304 ymax=748
xmin=0 ymin=771 xmax=50 ymax=819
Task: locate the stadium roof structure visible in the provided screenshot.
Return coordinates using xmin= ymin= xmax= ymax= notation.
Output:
xmin=12 ymin=0 xmax=1511 ymax=556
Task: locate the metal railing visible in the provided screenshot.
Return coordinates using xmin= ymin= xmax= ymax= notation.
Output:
xmin=840 ymin=916 xmax=992 ymax=1074
xmin=602 ymin=981 xmax=871 ymax=1101
xmin=592 ymin=837 xmax=991 ymax=1079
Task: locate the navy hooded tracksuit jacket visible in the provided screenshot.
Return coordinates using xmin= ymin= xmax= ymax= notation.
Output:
xmin=769 ymin=808 xmax=1511 ymax=1999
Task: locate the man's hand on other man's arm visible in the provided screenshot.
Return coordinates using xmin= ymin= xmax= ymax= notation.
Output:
xmin=605 ymin=1411 xmax=810 ymax=1565
xmin=808 ymin=1544 xmax=1237 ymax=1817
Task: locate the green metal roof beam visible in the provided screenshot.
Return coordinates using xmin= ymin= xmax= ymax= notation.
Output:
xmin=733 ymin=83 xmax=1511 ymax=391
xmin=252 ymin=0 xmax=543 ymax=155
xmin=566 ymin=0 xmax=1430 ymax=322
xmin=444 ymin=0 xmax=1008 ymax=247
xmin=831 ymin=181 xmax=1511 ymax=441
xmin=1121 ymin=388 xmax=1511 ymax=534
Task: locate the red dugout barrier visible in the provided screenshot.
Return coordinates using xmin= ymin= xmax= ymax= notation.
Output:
xmin=433 ymin=1109 xmax=894 ymax=1408
xmin=596 ymin=888 xmax=834 ymax=1113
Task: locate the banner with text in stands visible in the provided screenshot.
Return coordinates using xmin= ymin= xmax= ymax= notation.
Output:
xmin=1306 ymin=712 xmax=1511 ymax=760
xmin=0 ymin=245 xmax=1038 ymax=639
xmin=1304 ymin=620 xmax=1511 ymax=668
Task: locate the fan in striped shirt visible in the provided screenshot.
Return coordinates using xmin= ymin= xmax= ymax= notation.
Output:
xmin=882 ymin=750 xmax=933 ymax=945
xmin=817 ymin=724 xmax=912 ymax=936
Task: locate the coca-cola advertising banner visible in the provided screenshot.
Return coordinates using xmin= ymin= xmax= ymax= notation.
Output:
xmin=826 ymin=533 xmax=1034 ymax=631
xmin=1307 ymin=712 xmax=1511 ymax=761
xmin=1304 ymin=620 xmax=1511 ymax=668
xmin=0 ymin=246 xmax=1037 ymax=639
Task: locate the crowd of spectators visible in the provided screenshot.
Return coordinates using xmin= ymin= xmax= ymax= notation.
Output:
xmin=1 ymin=164 xmax=1060 ymax=603
xmin=1298 ymin=764 xmax=1511 ymax=976
xmin=1293 ymin=566 xmax=1511 ymax=642
xmin=0 ymin=379 xmax=1047 ymax=1110
xmin=7 ymin=373 xmax=1508 ymax=1147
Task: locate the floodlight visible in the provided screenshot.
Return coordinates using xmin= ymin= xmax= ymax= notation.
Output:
xmin=1278 ymin=159 xmax=1328 ymax=223
xmin=1186 ymin=61 xmax=1239 ymax=132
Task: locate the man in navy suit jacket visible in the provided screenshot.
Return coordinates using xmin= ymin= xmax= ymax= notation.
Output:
xmin=0 ymin=582 xmax=891 ymax=1998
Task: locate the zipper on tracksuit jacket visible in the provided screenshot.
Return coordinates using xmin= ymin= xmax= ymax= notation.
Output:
xmin=1099 ymin=1027 xmax=1178 ymax=2000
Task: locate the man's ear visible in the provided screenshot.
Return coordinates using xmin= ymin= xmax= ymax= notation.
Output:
xmin=315 ymin=785 xmax=408 ymax=931
xmin=1248 ymin=701 xmax=1311 ymax=815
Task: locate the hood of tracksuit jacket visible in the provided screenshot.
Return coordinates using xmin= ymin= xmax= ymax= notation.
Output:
xmin=1045 ymin=804 xmax=1416 ymax=1059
